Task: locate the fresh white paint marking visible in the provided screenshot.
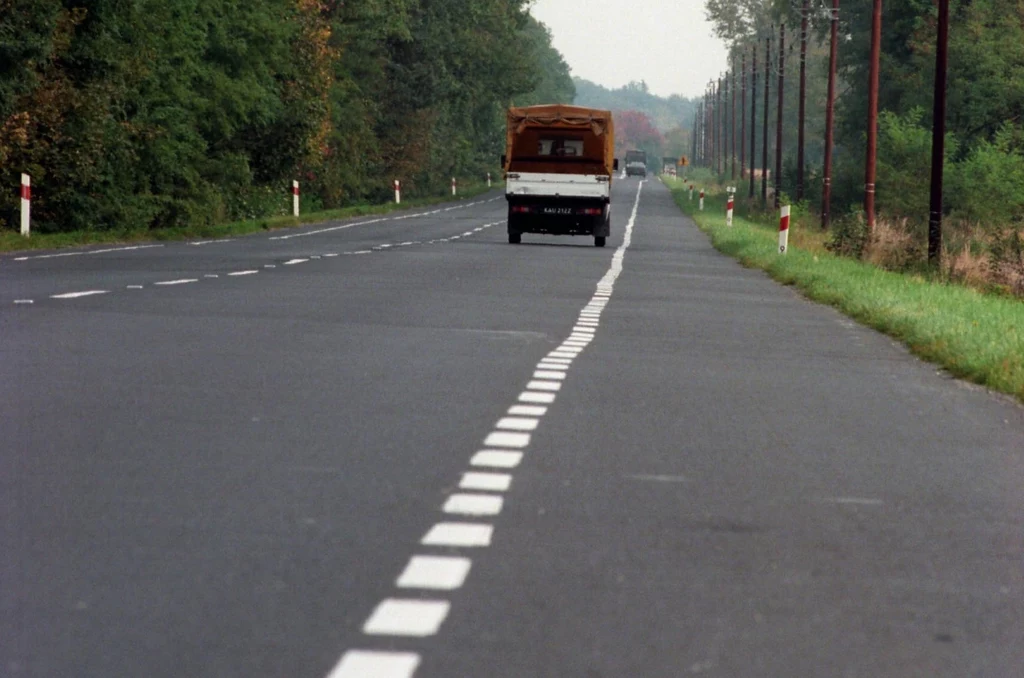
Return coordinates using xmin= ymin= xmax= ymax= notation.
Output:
xmin=421 ymin=522 xmax=493 ymax=547
xmin=483 ymin=431 xmax=530 ymax=448
xmin=548 ymin=351 xmax=578 ymax=359
xmin=228 ymin=270 xmax=258 ymax=276
xmin=324 ymin=253 xmax=339 ymax=257
xmin=460 ymin=472 xmax=512 ymax=492
xmin=519 ymin=391 xmax=556 ymax=404
xmin=154 ymin=279 xmax=198 ymax=286
xmin=327 ymin=650 xmax=420 ymax=678
xmin=127 ymin=285 xmax=144 ymax=289
xmin=508 ymin=405 xmax=547 ymax=416
xmin=13 ymin=299 xmax=34 ymax=304
xmin=362 ymin=599 xmax=450 ymax=637
xmin=540 ymin=357 xmax=572 ymax=364
xmin=470 ymin=450 xmax=523 ymax=469
xmin=396 ymin=555 xmax=472 ymax=590
xmin=536 ymin=363 xmax=569 ymax=371
xmin=526 ymin=380 xmax=561 ymax=392
xmin=51 ymin=290 xmax=108 ymax=299
xmin=284 ymin=258 xmax=308 ymax=265
xmin=14 ymin=244 xmax=163 ymax=261
xmin=533 ymin=371 xmax=566 ymax=381
xmin=495 ymin=417 xmax=539 ymax=432
xmin=444 ymin=493 xmax=504 ymax=516
xmin=352 ymin=250 xmax=372 ymax=254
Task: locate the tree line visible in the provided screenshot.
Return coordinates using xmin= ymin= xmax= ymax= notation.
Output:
xmin=0 ymin=0 xmax=574 ymax=234
xmin=699 ymin=0 xmax=1024 ymax=280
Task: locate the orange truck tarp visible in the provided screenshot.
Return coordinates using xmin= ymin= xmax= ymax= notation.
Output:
xmin=505 ymin=105 xmax=615 ymax=177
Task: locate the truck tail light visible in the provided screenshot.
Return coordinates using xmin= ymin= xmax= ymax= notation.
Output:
xmin=511 ymin=205 xmax=531 ymax=214
xmin=579 ymin=208 xmax=603 ymax=216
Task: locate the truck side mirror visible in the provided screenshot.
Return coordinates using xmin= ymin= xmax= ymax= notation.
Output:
xmin=613 ymin=159 xmax=619 ymax=171
xmin=500 ymin=155 xmax=507 ymax=167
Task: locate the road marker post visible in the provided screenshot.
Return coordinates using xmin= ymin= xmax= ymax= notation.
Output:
xmin=689 ymin=183 xmax=694 ymax=201
xmin=452 ymin=177 xmax=457 ymax=196
xmin=699 ymin=189 xmax=705 ymax=211
xmin=778 ymin=204 xmax=791 ymax=254
xmin=726 ymin=186 xmax=736 ymax=227
xmin=487 ymin=173 xmax=492 ymax=188
xmin=292 ymin=180 xmax=300 ymax=217
xmin=394 ymin=179 xmax=401 ymax=205
xmin=21 ymin=173 xmax=31 ymax=237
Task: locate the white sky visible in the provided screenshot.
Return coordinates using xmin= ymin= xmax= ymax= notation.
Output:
xmin=529 ymin=0 xmax=728 ymax=99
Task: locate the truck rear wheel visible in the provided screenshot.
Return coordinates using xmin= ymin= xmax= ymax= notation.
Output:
xmin=594 ymin=236 xmax=606 ymax=247
xmin=509 ymin=233 xmax=521 ymax=244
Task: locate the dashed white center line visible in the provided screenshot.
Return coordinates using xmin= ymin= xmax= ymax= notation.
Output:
xmin=284 ymin=258 xmax=308 ymax=265
xmin=51 ymin=290 xmax=108 ymax=299
xmin=153 ymin=279 xmax=198 ymax=286
xmin=470 ymin=450 xmax=524 ymax=469
xmin=204 ymin=274 xmax=219 ymax=278
xmin=396 ymin=556 xmax=472 ymax=591
xmin=460 ymin=472 xmax=513 ymax=492
xmin=421 ymin=522 xmax=493 ymax=547
xmin=362 ymin=599 xmax=450 ymax=637
xmin=228 ymin=270 xmax=258 ymax=276
xmin=508 ymin=405 xmax=547 ymax=416
xmin=127 ymin=285 xmax=144 ymax=289
xmin=13 ymin=299 xmax=34 ymax=304
xmin=526 ymin=380 xmax=562 ymax=392
xmin=443 ymin=493 xmax=504 ymax=516
xmin=483 ymin=431 xmax=531 ymax=448
xmin=328 ymin=651 xmax=420 ymax=678
xmin=495 ymin=417 xmax=539 ymax=432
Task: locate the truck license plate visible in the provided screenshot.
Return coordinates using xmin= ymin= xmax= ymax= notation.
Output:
xmin=542 ymin=207 xmax=573 ymax=215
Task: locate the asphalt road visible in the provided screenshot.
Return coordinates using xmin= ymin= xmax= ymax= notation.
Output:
xmin=2 ymin=179 xmax=1023 ymax=678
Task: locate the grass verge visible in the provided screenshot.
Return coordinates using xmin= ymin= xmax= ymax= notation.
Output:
xmin=0 ymin=182 xmax=496 ymax=254
xmin=663 ymin=175 xmax=1024 ymax=404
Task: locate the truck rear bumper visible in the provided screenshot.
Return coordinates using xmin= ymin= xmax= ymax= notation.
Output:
xmin=506 ymin=196 xmax=610 ymax=237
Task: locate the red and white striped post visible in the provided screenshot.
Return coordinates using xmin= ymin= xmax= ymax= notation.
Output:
xmin=699 ymin=189 xmax=705 ymax=211
xmin=292 ymin=180 xmax=300 ymax=217
xmin=487 ymin=172 xmax=492 ymax=188
xmin=394 ymin=179 xmax=401 ymax=205
xmin=20 ymin=173 xmax=31 ymax=237
xmin=778 ymin=204 xmax=791 ymax=254
xmin=726 ymin=186 xmax=736 ymax=227
xmin=451 ymin=177 xmax=457 ymax=196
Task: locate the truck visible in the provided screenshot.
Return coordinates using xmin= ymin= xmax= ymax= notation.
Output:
xmin=624 ymin=149 xmax=647 ymax=177
xmin=503 ymin=105 xmax=618 ymax=247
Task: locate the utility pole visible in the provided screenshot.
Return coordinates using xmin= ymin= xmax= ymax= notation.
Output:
xmin=750 ymin=40 xmax=758 ymax=198
xmin=762 ymin=30 xmax=771 ymax=207
xmin=716 ymin=77 xmax=723 ymax=175
xmin=797 ymin=0 xmax=808 ymax=201
xmin=822 ymin=0 xmax=839 ymax=229
xmin=928 ymin=0 xmax=949 ymax=265
xmin=775 ymin=22 xmax=785 ymax=209
xmin=731 ymin=63 xmax=737 ymax=180
xmin=865 ymin=0 xmax=882 ymax=233
xmin=741 ymin=51 xmax=747 ymax=180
